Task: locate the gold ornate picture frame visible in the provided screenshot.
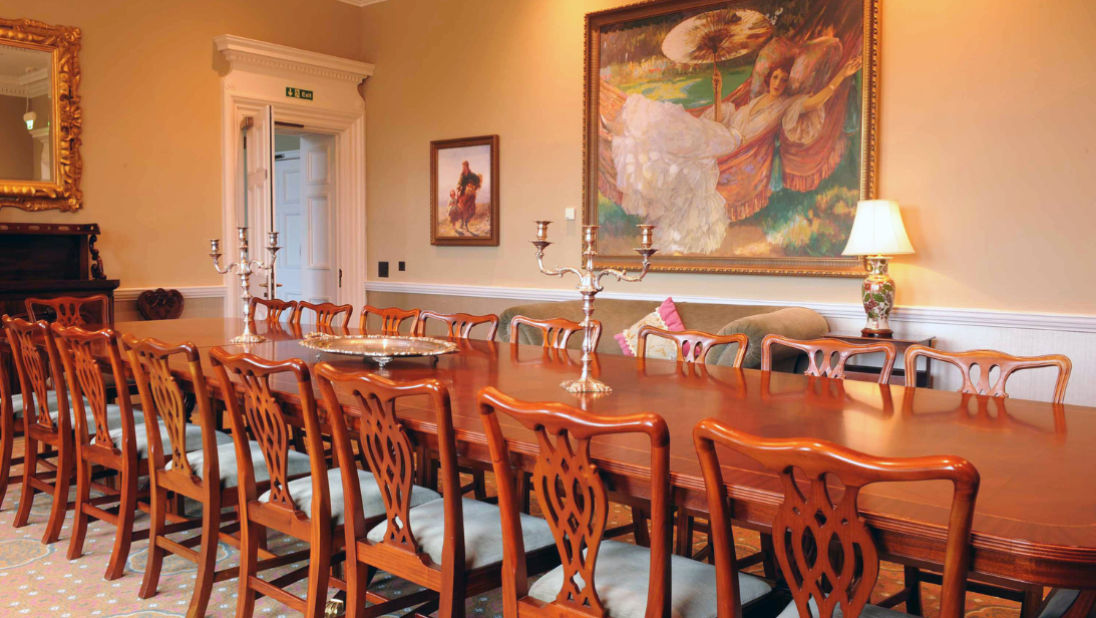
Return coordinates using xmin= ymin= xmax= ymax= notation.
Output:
xmin=0 ymin=18 xmax=83 ymax=212
xmin=583 ymin=0 xmax=879 ymax=277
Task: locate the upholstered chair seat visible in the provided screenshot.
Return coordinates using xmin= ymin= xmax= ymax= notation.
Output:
xmin=366 ymin=497 xmax=556 ymax=570
xmin=775 ymin=599 xmax=907 ymax=618
xmin=263 ymin=468 xmax=441 ymax=526
xmin=1037 ymin=591 xmax=1096 ymax=618
xmin=167 ymin=440 xmax=311 ymax=488
xmin=529 ymin=539 xmax=772 ymax=618
xmin=10 ymin=391 xmax=60 ymax=418
xmin=112 ymin=424 xmax=233 ymax=459
xmin=54 ymin=401 xmax=139 ymax=432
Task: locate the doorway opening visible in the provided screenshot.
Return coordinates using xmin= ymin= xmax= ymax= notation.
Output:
xmin=272 ymin=128 xmax=338 ymax=305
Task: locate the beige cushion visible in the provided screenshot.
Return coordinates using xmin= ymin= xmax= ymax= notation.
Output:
xmin=260 ymin=468 xmax=440 ymax=526
xmin=366 ymin=497 xmax=556 ymax=570
xmin=110 ymin=423 xmax=232 ymax=458
xmin=167 ymin=440 xmax=311 ymax=488
xmin=59 ymin=402 xmax=140 ymax=433
xmin=529 ymin=539 xmax=771 ymax=618
xmin=10 ymin=391 xmax=60 ymax=418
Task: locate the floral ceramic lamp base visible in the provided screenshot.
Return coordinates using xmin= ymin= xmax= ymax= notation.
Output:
xmin=861 ymin=256 xmax=895 ymax=338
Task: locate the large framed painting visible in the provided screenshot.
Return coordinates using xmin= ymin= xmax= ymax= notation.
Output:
xmin=431 ymin=135 xmax=500 ymax=247
xmin=584 ymin=0 xmax=879 ymax=276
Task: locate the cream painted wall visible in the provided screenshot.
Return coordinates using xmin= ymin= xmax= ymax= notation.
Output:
xmin=0 ymin=0 xmax=364 ymax=289
xmin=360 ymin=0 xmax=1096 ymax=315
xmin=0 ymin=94 xmax=33 ymax=179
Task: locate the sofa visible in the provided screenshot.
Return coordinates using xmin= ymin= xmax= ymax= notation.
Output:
xmin=498 ymin=299 xmax=829 ymax=370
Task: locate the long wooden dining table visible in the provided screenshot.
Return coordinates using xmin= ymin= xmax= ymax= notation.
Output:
xmin=75 ymin=318 xmax=1096 ymax=612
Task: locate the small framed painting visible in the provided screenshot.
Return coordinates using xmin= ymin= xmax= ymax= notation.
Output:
xmin=430 ymin=135 xmax=500 ymax=246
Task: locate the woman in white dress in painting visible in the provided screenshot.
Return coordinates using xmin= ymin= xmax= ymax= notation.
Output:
xmin=606 ymin=53 xmax=862 ymax=255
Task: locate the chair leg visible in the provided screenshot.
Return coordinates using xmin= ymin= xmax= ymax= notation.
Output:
xmin=674 ymin=510 xmax=694 ymax=556
xmin=632 ymin=507 xmax=650 ymax=548
xmin=235 ymin=519 xmax=259 ymax=618
xmin=0 ymin=410 xmax=14 ymax=511
xmin=185 ymin=500 xmax=222 ymax=618
xmin=760 ymin=532 xmax=779 ymax=581
xmin=67 ymin=457 xmax=92 ymax=560
xmin=14 ymin=436 xmax=38 ymax=528
xmin=343 ymin=560 xmax=370 ymax=618
xmin=472 ymin=468 xmax=488 ymax=501
xmin=43 ymin=437 xmax=73 ymax=545
xmin=105 ymin=464 xmax=138 ymax=580
xmin=903 ymin=566 xmax=923 ymax=616
xmin=1021 ymin=586 xmax=1045 ymax=618
xmin=138 ymin=484 xmax=168 ymax=600
xmin=440 ymin=564 xmax=467 ymax=618
xmin=517 ymin=472 xmax=532 ymax=514
xmin=304 ymin=533 xmax=333 ymax=618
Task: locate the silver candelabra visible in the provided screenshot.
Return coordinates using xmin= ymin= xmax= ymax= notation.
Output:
xmin=532 ymin=221 xmax=657 ymax=394
xmin=209 ymin=227 xmax=281 ymax=344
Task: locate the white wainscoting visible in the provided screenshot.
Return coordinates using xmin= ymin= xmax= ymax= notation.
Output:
xmin=114 ymin=286 xmax=227 ymax=321
xmin=366 ymin=280 xmax=1096 ymax=406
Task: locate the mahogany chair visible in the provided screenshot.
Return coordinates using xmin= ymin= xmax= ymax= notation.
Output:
xmin=291 ymin=301 xmax=353 ymax=329
xmin=26 ymin=294 xmax=110 ymax=326
xmin=52 ymin=323 xmax=172 ymax=580
xmin=636 ymin=325 xmax=749 ymax=367
xmin=761 ymin=334 xmax=897 ymax=385
xmin=901 ymin=345 xmax=1071 ymax=616
xmin=478 ymin=386 xmax=772 ymax=618
xmin=905 ymin=345 xmax=1072 ymax=403
xmin=509 ymin=315 xmax=601 ymax=350
xmin=0 ymin=336 xmax=59 ymax=511
xmin=693 ymin=417 xmax=980 ymax=618
xmin=212 ymin=347 xmax=429 ymax=618
xmin=248 ymin=297 xmax=298 ymax=323
xmin=413 ymin=310 xmax=499 ymax=340
xmin=2 ymin=315 xmax=78 ymax=544
xmin=358 ymin=305 xmax=420 ymax=334
xmin=316 ymin=366 xmax=554 ymax=618
xmin=122 ymin=334 xmax=304 ymax=618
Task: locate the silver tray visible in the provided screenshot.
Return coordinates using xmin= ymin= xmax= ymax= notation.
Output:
xmin=299 ymin=333 xmax=457 ymax=367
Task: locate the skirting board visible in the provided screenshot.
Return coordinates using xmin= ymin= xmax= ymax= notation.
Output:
xmin=366 ymin=280 xmax=1096 ymax=405
xmin=114 ymin=286 xmax=228 ymax=302
xmin=364 ymin=281 xmax=1096 ymax=334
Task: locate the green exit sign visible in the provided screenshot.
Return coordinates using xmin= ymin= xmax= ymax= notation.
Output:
xmin=285 ymin=87 xmax=314 ymax=101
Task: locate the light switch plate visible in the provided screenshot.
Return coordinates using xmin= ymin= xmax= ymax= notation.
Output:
xmin=565 ymin=207 xmax=576 ymax=221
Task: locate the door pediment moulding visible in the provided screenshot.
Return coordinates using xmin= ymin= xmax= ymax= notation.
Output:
xmin=214 ymin=34 xmax=374 ymax=84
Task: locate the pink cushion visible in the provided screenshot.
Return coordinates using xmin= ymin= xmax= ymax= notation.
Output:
xmin=615 ymin=298 xmax=688 ymax=359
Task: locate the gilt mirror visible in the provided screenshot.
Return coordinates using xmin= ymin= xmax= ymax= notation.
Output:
xmin=0 ymin=18 xmax=82 ymax=212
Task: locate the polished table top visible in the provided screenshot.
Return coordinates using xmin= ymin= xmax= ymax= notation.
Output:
xmin=92 ymin=319 xmax=1096 ymax=588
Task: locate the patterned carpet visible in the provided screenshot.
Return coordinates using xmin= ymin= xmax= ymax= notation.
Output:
xmin=0 ymin=450 xmax=1024 ymax=618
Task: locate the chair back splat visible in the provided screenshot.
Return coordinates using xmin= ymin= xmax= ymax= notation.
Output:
xmin=359 ymin=305 xmax=421 ymax=334
xmin=905 ymin=345 xmax=1071 ymax=403
xmin=414 ymin=310 xmax=499 ymax=340
xmin=637 ymin=325 xmax=749 ymax=367
xmin=478 ymin=386 xmax=671 ymax=618
xmin=26 ymin=294 xmax=110 ymax=326
xmin=694 ymin=418 xmax=980 ymax=618
xmin=762 ymin=335 xmax=897 ymax=385
xmin=292 ymin=301 xmax=353 ymax=329
xmin=509 ymin=315 xmax=600 ymax=350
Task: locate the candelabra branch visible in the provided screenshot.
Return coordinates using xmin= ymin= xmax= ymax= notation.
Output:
xmin=209 ymin=227 xmax=281 ymax=344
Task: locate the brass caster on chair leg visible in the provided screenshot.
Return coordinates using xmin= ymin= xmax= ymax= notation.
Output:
xmin=325 ymin=599 xmax=345 ymax=618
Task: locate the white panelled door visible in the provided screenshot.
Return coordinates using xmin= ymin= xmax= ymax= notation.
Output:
xmin=273 ymin=151 xmax=303 ymax=302
xmin=300 ymin=134 xmax=337 ymax=305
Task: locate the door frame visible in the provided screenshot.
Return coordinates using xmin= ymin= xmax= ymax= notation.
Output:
xmin=216 ymin=35 xmax=373 ymax=318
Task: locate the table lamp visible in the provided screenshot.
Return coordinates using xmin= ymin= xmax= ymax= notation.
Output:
xmin=842 ymin=200 xmax=915 ymax=338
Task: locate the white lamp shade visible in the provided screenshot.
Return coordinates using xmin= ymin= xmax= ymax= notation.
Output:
xmin=842 ymin=200 xmax=915 ymax=256
xmin=23 ymin=111 xmax=36 ymax=130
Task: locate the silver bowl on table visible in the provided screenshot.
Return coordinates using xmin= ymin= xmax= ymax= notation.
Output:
xmin=298 ymin=332 xmax=458 ymax=368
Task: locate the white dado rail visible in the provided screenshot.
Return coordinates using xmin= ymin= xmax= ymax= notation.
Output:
xmin=365 ymin=280 xmax=1096 ymax=405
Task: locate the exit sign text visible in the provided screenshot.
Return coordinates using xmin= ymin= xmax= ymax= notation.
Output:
xmin=285 ymin=87 xmax=314 ymax=101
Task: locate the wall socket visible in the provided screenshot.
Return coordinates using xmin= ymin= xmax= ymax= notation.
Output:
xmin=378 ymin=261 xmax=389 ymax=278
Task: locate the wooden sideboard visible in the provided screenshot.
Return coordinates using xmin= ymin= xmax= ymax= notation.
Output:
xmin=0 ymin=222 xmax=120 ymax=388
